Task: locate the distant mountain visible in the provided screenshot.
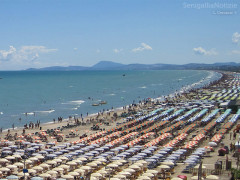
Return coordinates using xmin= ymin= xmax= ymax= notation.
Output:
xmin=91 ymin=61 xmax=124 ymax=70
xmin=25 ymin=61 xmax=240 ymax=71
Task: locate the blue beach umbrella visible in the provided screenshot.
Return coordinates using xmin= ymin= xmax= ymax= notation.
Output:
xmin=6 ymin=175 xmax=18 ymax=179
xmin=31 ymin=177 xmax=43 ymax=180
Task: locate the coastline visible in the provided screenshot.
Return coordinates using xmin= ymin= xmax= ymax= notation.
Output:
xmin=0 ymin=70 xmax=222 ymax=143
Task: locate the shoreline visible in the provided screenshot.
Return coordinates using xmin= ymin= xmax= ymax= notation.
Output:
xmin=0 ymin=70 xmax=223 ymax=142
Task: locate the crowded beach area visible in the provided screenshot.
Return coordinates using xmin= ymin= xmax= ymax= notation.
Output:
xmin=1 ymin=71 xmax=240 ymax=180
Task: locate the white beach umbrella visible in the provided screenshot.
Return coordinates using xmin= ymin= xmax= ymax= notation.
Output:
xmin=206 ymin=175 xmax=219 ymax=179
xmin=5 ymin=156 xmax=15 ymax=160
xmin=119 ymin=171 xmax=131 ymax=176
xmin=61 ymin=175 xmax=74 ymax=179
xmin=74 ymin=169 xmax=85 ymax=174
xmin=6 ymin=165 xmax=17 ymax=169
xmin=107 ymin=163 xmax=118 ymax=168
xmin=87 ymin=162 xmax=98 ymax=167
xmin=66 ymin=161 xmax=77 ymax=166
xmin=68 ymin=172 xmax=79 ymax=176
xmin=158 ymin=165 xmax=170 ymax=169
xmin=0 ymin=158 xmax=9 ymax=163
xmin=0 ymin=167 xmax=10 ymax=172
xmin=47 ymin=170 xmax=58 ymax=175
xmin=32 ymin=166 xmax=44 ymax=171
xmin=18 ymin=172 xmax=29 ymax=177
xmin=114 ymin=174 xmax=126 ymax=179
xmin=28 ymin=169 xmax=37 ymax=174
xmin=171 ymin=178 xmax=183 ymax=180
xmin=14 ymin=162 xmax=24 ymax=167
xmin=53 ymin=167 xmax=64 ymax=171
xmin=59 ymin=164 xmax=70 ymax=169
xmin=80 ymin=166 xmax=92 ymax=170
xmin=142 ymin=173 xmax=154 ymax=177
xmin=191 ymin=176 xmax=204 ymax=180
xmin=123 ymin=168 xmax=135 ymax=173
xmin=146 ymin=169 xmax=158 ymax=174
xmin=91 ymin=173 xmax=102 ymax=177
xmin=137 ymin=176 xmax=151 ymax=180
xmin=97 ymin=169 xmax=108 ymax=174
xmin=39 ymin=173 xmax=51 ymax=178
xmin=39 ymin=163 xmax=50 ymax=168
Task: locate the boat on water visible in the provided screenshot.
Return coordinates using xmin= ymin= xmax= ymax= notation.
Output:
xmin=99 ymin=101 xmax=107 ymax=105
xmin=92 ymin=103 xmax=99 ymax=106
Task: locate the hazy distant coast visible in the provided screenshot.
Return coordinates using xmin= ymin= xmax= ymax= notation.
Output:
xmin=25 ymin=61 xmax=240 ymax=71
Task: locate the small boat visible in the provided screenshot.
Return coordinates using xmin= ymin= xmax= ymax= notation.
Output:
xmin=99 ymin=101 xmax=107 ymax=105
xmin=92 ymin=103 xmax=99 ymax=106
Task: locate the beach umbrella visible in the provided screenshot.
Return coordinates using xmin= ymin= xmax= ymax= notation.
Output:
xmin=6 ymin=175 xmax=19 ymax=179
xmin=29 ymin=157 xmax=39 ymax=161
xmin=191 ymin=176 xmax=204 ymax=180
xmin=59 ymin=165 xmax=70 ymax=169
xmin=194 ymin=164 xmax=206 ymax=169
xmin=129 ymin=165 xmax=141 ymax=170
xmin=158 ymin=165 xmax=170 ymax=169
xmin=6 ymin=165 xmax=17 ymax=169
xmin=119 ymin=171 xmax=131 ymax=176
xmin=162 ymin=161 xmax=174 ymax=165
xmin=107 ymin=164 xmax=118 ymax=168
xmin=142 ymin=173 xmax=154 ymax=177
xmin=14 ymin=162 xmax=24 ymax=167
xmin=0 ymin=158 xmax=9 ymax=163
xmin=53 ymin=167 xmax=64 ymax=172
xmin=66 ymin=161 xmax=77 ymax=166
xmin=208 ymin=142 xmax=217 ymax=147
xmin=28 ymin=169 xmax=37 ymax=174
xmin=39 ymin=173 xmax=51 ymax=178
xmin=74 ymin=169 xmax=85 ymax=173
xmin=47 ymin=170 xmax=58 ymax=175
xmin=0 ymin=167 xmax=10 ymax=172
xmin=12 ymin=154 xmax=22 ymax=158
xmin=171 ymin=178 xmax=183 ymax=180
xmin=39 ymin=163 xmax=50 ymax=168
xmin=46 ymin=160 xmax=57 ymax=165
xmin=138 ymin=176 xmax=151 ymax=180
xmin=61 ymin=175 xmax=74 ymax=179
xmin=5 ymin=156 xmax=15 ymax=160
xmin=87 ymin=162 xmax=98 ymax=167
xmin=18 ymin=172 xmax=29 ymax=177
xmin=25 ymin=160 xmax=33 ymax=164
xmin=80 ymin=166 xmax=91 ymax=170
xmin=68 ymin=172 xmax=79 ymax=176
xmin=32 ymin=166 xmax=44 ymax=171
xmin=78 ymin=157 xmax=87 ymax=161
xmin=114 ymin=174 xmax=126 ymax=179
xmin=59 ymin=156 xmax=68 ymax=160
xmin=97 ymin=169 xmax=108 ymax=174
xmin=146 ymin=169 xmax=158 ymax=174
xmin=206 ymin=175 xmax=219 ymax=179
xmin=123 ymin=168 xmax=135 ymax=173
xmin=91 ymin=173 xmax=102 ymax=177
xmin=31 ymin=177 xmax=43 ymax=180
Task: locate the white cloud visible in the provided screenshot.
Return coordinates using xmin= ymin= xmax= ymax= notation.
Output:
xmin=232 ymin=32 xmax=240 ymax=43
xmin=0 ymin=45 xmax=57 ymax=63
xmin=113 ymin=48 xmax=123 ymax=53
xmin=232 ymin=50 xmax=240 ymax=54
xmin=193 ymin=47 xmax=218 ymax=56
xmin=96 ymin=49 xmax=101 ymax=53
xmin=73 ymin=48 xmax=78 ymax=51
xmin=132 ymin=43 xmax=152 ymax=52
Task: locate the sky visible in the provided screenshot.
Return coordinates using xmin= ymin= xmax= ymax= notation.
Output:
xmin=0 ymin=0 xmax=240 ymax=70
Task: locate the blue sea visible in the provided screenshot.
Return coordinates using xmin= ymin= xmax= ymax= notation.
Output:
xmin=0 ymin=70 xmax=221 ymax=129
